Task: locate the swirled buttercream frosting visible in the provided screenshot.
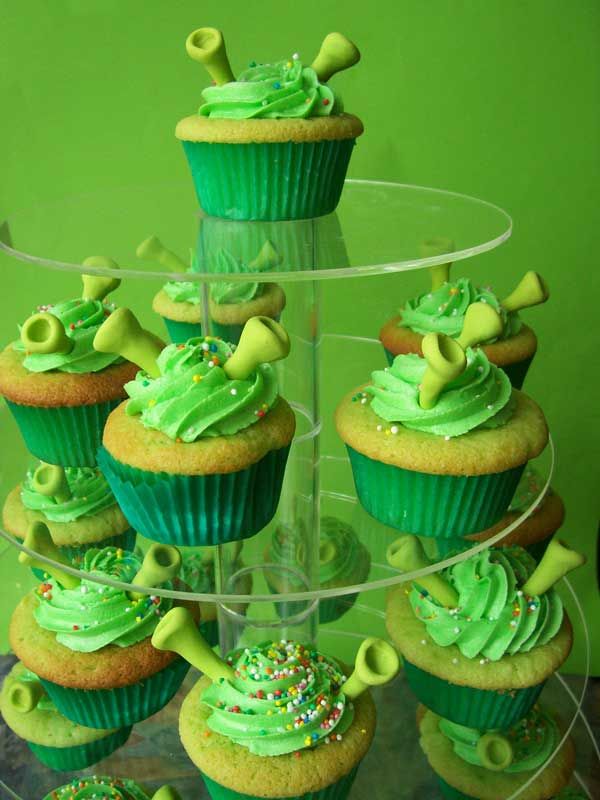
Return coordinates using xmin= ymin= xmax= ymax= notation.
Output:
xmin=179 ymin=551 xmax=215 ymax=593
xmin=42 ymin=777 xmax=149 ymax=800
xmin=34 ymin=547 xmax=172 ymax=653
xmin=15 ymin=299 xmax=122 ymax=374
xmin=124 ymin=335 xmax=278 ymax=442
xmin=439 ymin=707 xmax=558 ymax=773
xmin=199 ymin=55 xmax=338 ymax=120
xmin=400 ymin=278 xmax=521 ymax=341
xmin=410 ymin=547 xmax=563 ymax=661
xmin=21 ymin=466 xmax=117 ymax=523
xmin=201 ymin=640 xmax=354 ymax=756
xmin=365 ymin=347 xmax=513 ymax=438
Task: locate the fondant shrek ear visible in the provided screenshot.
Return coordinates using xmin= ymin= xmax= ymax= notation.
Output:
xmin=419 ymin=333 xmax=466 ymax=409
xmin=81 ymin=256 xmax=121 ymax=301
xmin=18 ymin=521 xmax=80 ymax=589
xmin=31 ymin=463 xmax=71 ymax=504
xmin=420 ymin=237 xmax=455 ymax=291
xmin=311 ymin=32 xmax=360 ymax=83
xmin=224 ymin=316 xmax=290 ymax=381
xmin=477 ymin=732 xmax=514 ymax=771
xmin=129 ymin=544 xmax=182 ymax=600
xmin=248 ymin=240 xmax=281 ymax=272
xmin=136 ymin=235 xmax=188 ymax=273
xmin=387 ymin=535 xmax=459 ymax=608
xmin=501 ymin=271 xmax=549 ymax=313
xmin=521 ymin=537 xmax=586 ymax=596
xmin=20 ymin=312 xmax=73 ymax=356
xmin=7 ymin=678 xmax=45 ymax=714
xmin=93 ymin=307 xmax=162 ymax=378
xmin=151 ymin=788 xmax=181 ymax=800
xmin=342 ymin=637 xmax=399 ymax=699
xmin=186 ymin=27 xmax=235 ymax=85
xmin=456 ymin=302 xmax=503 ymax=349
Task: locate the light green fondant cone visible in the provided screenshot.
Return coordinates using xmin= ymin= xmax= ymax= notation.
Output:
xmin=94 ymin=307 xmax=162 ymax=378
xmin=420 ymin=237 xmax=455 ymax=291
xmin=522 ymin=537 xmax=586 ymax=596
xmin=476 ymin=731 xmax=514 ymax=771
xmin=186 ymin=27 xmax=235 ymax=85
xmin=419 ymin=333 xmax=466 ymax=409
xmin=129 ymin=544 xmax=182 ymax=599
xmin=456 ymin=302 xmax=504 ymax=349
xmin=18 ymin=521 xmax=80 ymax=589
xmin=136 ymin=235 xmax=188 ymax=273
xmin=31 ymin=463 xmax=72 ymax=504
xmin=387 ymin=535 xmax=459 ymax=608
xmin=501 ymin=271 xmax=549 ymax=312
xmin=311 ymin=32 xmax=360 ymax=83
xmin=224 ymin=316 xmax=290 ymax=380
xmin=8 ymin=677 xmax=45 ymax=713
xmin=343 ymin=637 xmax=399 ymax=699
xmin=152 ymin=787 xmax=181 ymax=800
xmin=81 ymin=256 xmax=121 ymax=301
xmin=248 ymin=240 xmax=282 ymax=272
xmin=21 ymin=312 xmax=73 ymax=355
xmin=152 ymin=606 xmax=234 ymax=683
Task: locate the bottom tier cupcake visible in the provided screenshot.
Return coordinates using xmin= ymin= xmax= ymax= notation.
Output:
xmin=41 ymin=777 xmax=179 ymax=800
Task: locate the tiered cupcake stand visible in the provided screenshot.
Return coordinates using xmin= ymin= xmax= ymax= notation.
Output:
xmin=0 ymin=181 xmax=597 ymax=798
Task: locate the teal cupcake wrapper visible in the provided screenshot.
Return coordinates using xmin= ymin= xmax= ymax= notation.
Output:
xmin=163 ymin=318 xmax=203 ymax=344
xmin=27 ymin=725 xmax=132 ymax=771
xmin=97 ymin=444 xmax=291 ymax=547
xmin=202 ymin=765 xmax=359 ymax=800
xmin=403 ymin=659 xmax=545 ymax=729
xmin=182 ymin=139 xmax=356 ymax=221
xmin=437 ymin=777 xmax=477 ymax=800
xmin=39 ymin=657 xmax=189 ymax=728
xmin=346 ymin=446 xmax=525 ymax=538
xmin=5 ymin=399 xmax=120 ymax=467
xmin=31 ymin=528 xmax=137 ymax=582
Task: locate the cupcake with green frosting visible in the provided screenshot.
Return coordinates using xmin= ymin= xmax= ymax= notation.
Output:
xmin=337 ymin=304 xmax=548 ymax=538
xmin=95 ymin=310 xmax=295 ymax=547
xmin=379 ymin=243 xmax=549 ymax=389
xmin=418 ymin=705 xmax=575 ymax=800
xmin=3 ymin=462 xmax=136 ymax=572
xmin=0 ymin=262 xmax=139 ymax=466
xmin=138 ymin=234 xmax=286 ymax=345
xmin=40 ymin=777 xmax=179 ymax=800
xmin=0 ymin=661 xmax=132 ymax=771
xmin=151 ymin=606 xmax=399 ymax=800
xmin=10 ymin=523 xmax=194 ymax=729
xmin=176 ymin=28 xmax=363 ymax=220
xmin=264 ymin=516 xmax=371 ymax=624
xmin=386 ymin=536 xmax=584 ymax=729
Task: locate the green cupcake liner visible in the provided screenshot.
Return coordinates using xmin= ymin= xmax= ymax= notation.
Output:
xmin=200 ymin=618 xmax=219 ymax=648
xmin=202 ymin=765 xmax=359 ymax=800
xmin=437 ymin=776 xmax=477 ymax=800
xmin=403 ymin=659 xmax=545 ymax=729
xmin=347 ymin=446 xmax=525 ymax=538
xmin=182 ymin=139 xmax=356 ymax=221
xmin=5 ymin=398 xmax=120 ymax=467
xmin=39 ymin=657 xmax=189 ymax=729
xmin=501 ymin=356 xmax=534 ymax=390
xmin=97 ymin=444 xmax=291 ymax=547
xmin=31 ymin=528 xmax=137 ymax=582
xmin=27 ymin=725 xmax=132 ymax=771
xmin=163 ymin=318 xmax=202 ymax=344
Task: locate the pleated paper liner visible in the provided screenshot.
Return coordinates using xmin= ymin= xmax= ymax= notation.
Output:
xmin=5 ymin=398 xmax=121 ymax=467
xmin=403 ymin=659 xmax=545 ymax=730
xmin=346 ymin=446 xmax=524 ymax=538
xmin=27 ymin=725 xmax=132 ymax=771
xmin=163 ymin=318 xmax=202 ymax=345
xmin=202 ymin=765 xmax=359 ymax=800
xmin=437 ymin=777 xmax=477 ymax=800
xmin=97 ymin=445 xmax=291 ymax=547
xmin=39 ymin=657 xmax=189 ymax=729
xmin=182 ymin=139 xmax=355 ymax=221
xmin=31 ymin=528 xmax=137 ymax=582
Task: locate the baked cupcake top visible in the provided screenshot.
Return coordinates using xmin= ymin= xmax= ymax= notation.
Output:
xmin=41 ymin=777 xmax=165 ymax=800
xmin=21 ymin=463 xmax=117 ymax=523
xmin=14 ymin=260 xmax=123 ymax=374
xmin=94 ymin=310 xmax=290 ymax=443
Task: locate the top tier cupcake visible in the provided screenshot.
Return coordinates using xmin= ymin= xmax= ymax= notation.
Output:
xmin=379 ymin=241 xmax=550 ymax=389
xmin=176 ymin=28 xmax=363 ymax=220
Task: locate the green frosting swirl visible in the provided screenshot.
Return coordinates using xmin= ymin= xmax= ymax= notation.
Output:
xmin=14 ymin=299 xmax=122 ymax=374
xmin=400 ymin=278 xmax=521 ymax=342
xmin=42 ymin=777 xmax=149 ymax=800
xmin=366 ymin=347 xmax=513 ymax=438
xmin=21 ymin=466 xmax=117 ymax=523
xmin=410 ymin=547 xmax=564 ymax=661
xmin=439 ymin=707 xmax=558 ymax=773
xmin=124 ymin=335 xmax=278 ymax=442
xmin=179 ymin=551 xmax=215 ymax=593
xmin=34 ymin=547 xmax=173 ymax=653
xmin=199 ymin=56 xmax=337 ymax=120
xmin=202 ymin=640 xmax=354 ymax=756
xmin=270 ymin=516 xmax=370 ymax=586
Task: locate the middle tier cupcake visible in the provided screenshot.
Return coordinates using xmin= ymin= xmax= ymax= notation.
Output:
xmin=94 ymin=311 xmax=295 ymax=547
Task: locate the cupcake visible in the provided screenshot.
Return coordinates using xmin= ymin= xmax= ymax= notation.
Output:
xmin=0 ymin=262 xmax=139 ymax=466
xmin=3 ymin=462 xmax=136 ymax=569
xmin=418 ymin=705 xmax=575 ymax=800
xmin=41 ymin=777 xmax=179 ymax=800
xmin=151 ymin=606 xmax=399 ymax=800
xmin=0 ymin=661 xmax=131 ymax=771
xmin=138 ymin=234 xmax=286 ymax=345
xmin=10 ymin=522 xmax=194 ymax=729
xmin=379 ymin=243 xmax=549 ymax=389
xmin=95 ymin=310 xmax=295 ymax=547
xmin=264 ymin=515 xmax=371 ymax=624
xmin=176 ymin=28 xmax=363 ymax=220
xmin=336 ymin=304 xmax=548 ymax=538
xmin=466 ymin=466 xmax=565 ymax=562
xmin=386 ymin=535 xmax=585 ymax=729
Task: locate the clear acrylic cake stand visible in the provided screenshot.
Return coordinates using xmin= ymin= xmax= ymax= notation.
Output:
xmin=0 ymin=181 xmax=597 ymax=798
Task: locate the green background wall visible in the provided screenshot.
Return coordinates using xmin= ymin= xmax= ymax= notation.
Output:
xmin=0 ymin=1 xmax=598 ymax=672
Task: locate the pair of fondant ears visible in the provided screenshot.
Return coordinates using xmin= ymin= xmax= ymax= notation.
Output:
xmin=186 ymin=28 xmax=360 ymax=86
xmin=386 ymin=534 xmax=585 ymax=608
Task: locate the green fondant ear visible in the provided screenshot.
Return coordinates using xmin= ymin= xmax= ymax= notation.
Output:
xmin=136 ymin=235 xmax=188 ymax=273
xmin=129 ymin=544 xmax=182 ymax=600
xmin=419 ymin=333 xmax=466 ymax=409
xmin=386 ymin=535 xmax=459 ymax=608
xmin=476 ymin=732 xmax=514 ymax=771
xmin=456 ymin=302 xmax=503 ymax=349
xmin=151 ymin=788 xmax=181 ymax=800
xmin=343 ymin=637 xmax=399 ymax=699
xmin=186 ymin=27 xmax=235 ymax=85
xmin=81 ymin=256 xmax=121 ymax=301
xmin=93 ymin=307 xmax=162 ymax=377
xmin=7 ymin=678 xmax=45 ymax=714
xmin=224 ymin=316 xmax=290 ymax=380
xmin=420 ymin=237 xmax=455 ymax=291
xmin=19 ymin=521 xmax=80 ymax=589
xmin=20 ymin=312 xmax=73 ymax=355
xmin=248 ymin=240 xmax=281 ymax=272
xmin=501 ymin=271 xmax=549 ymax=312
xmin=311 ymin=33 xmax=360 ymax=83
xmin=521 ymin=537 xmax=586 ymax=596
xmin=31 ymin=463 xmax=71 ymax=504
